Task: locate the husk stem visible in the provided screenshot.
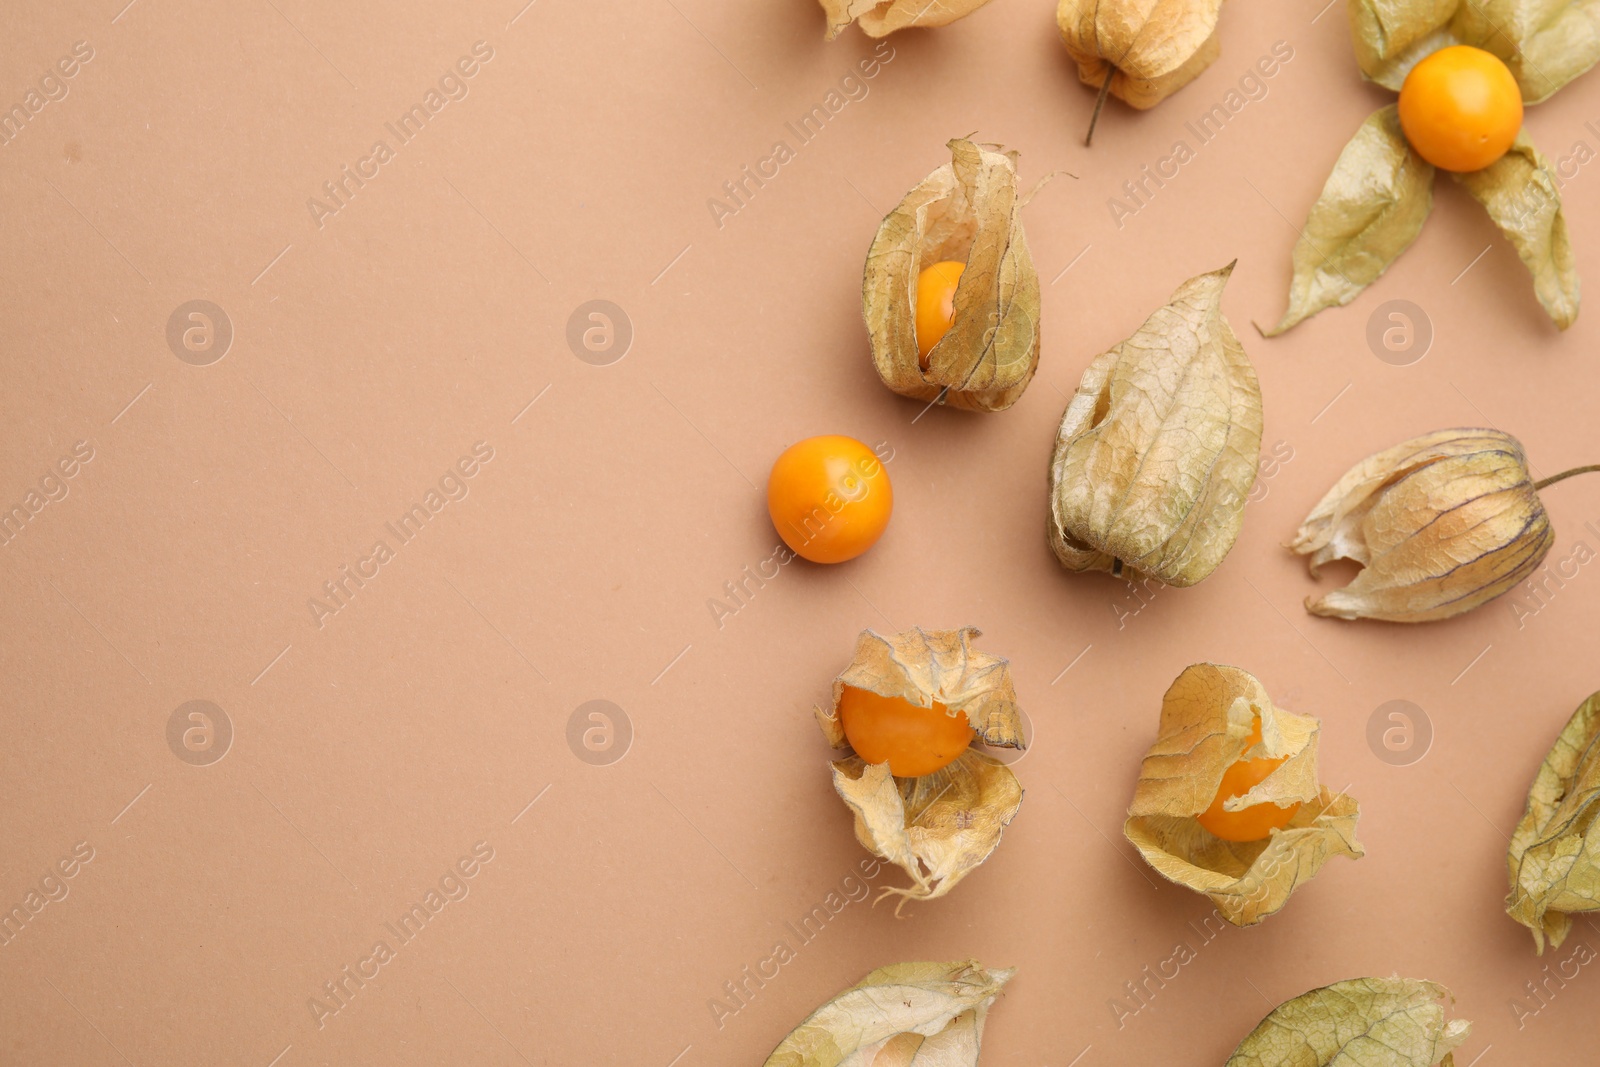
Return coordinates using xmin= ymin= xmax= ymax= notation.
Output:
xmin=1085 ymin=70 xmax=1113 ymax=146
xmin=1535 ymin=465 xmax=1600 ymax=490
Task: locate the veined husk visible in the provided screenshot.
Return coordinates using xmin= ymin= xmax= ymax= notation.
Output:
xmin=1056 ymin=0 xmax=1224 ymax=110
xmin=818 ymin=0 xmax=996 ymax=40
xmin=1226 ymin=977 xmax=1470 ymax=1066
xmin=1048 ymin=263 xmax=1262 ymax=587
xmin=1124 ymin=664 xmax=1363 ymax=927
xmin=762 ymin=960 xmax=1014 ymax=1067
xmin=1507 ymin=690 xmax=1600 ymax=953
xmin=817 ymin=628 xmax=1025 ymax=905
xmin=1266 ymin=106 xmax=1433 ymax=336
xmin=1290 ymin=428 xmax=1554 ymax=622
xmin=1348 ymin=0 xmax=1600 ymax=103
xmin=863 ymin=138 xmax=1041 ymax=413
xmin=1455 ymin=134 xmax=1579 ymax=330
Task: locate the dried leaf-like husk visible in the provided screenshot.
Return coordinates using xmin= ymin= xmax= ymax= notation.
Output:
xmin=864 ymin=139 xmax=1041 ymax=413
xmin=1267 ymin=106 xmax=1434 ymax=336
xmin=1349 ymin=0 xmax=1600 ymax=102
xmin=1225 ymin=977 xmax=1471 ymax=1066
xmin=762 ymin=960 xmax=1014 ymax=1067
xmin=817 ymin=627 xmax=1026 ymax=903
xmin=1124 ymin=664 xmax=1363 ymax=927
xmin=833 ymin=751 xmax=1023 ymax=904
xmin=1047 ymin=263 xmax=1262 ymax=587
xmin=1056 ymin=0 xmax=1224 ymax=109
xmin=818 ymin=0 xmax=996 ymax=40
xmin=1347 ymin=0 xmax=1462 ymax=89
xmin=1454 ymin=0 xmax=1600 ymax=103
xmin=1290 ymin=428 xmax=1554 ymax=622
xmin=1454 ymin=134 xmax=1579 ymax=329
xmin=1507 ymin=690 xmax=1600 ymax=953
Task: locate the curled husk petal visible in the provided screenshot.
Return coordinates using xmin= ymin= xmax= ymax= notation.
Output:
xmin=1290 ymin=428 xmax=1554 ymax=622
xmin=1507 ymin=691 xmax=1600 ymax=952
xmin=1454 ymin=134 xmax=1579 ymax=329
xmin=864 ymin=138 xmax=1041 ymax=412
xmin=817 ymin=627 xmax=1025 ymax=903
xmin=1055 ymin=0 xmax=1223 ymax=109
xmin=761 ymin=960 xmax=1014 ymax=1067
xmin=1349 ymin=0 xmax=1600 ymax=101
xmin=1226 ymin=977 xmax=1470 ymax=1066
xmin=1347 ymin=0 xmax=1462 ymax=89
xmin=1124 ymin=664 xmax=1363 ymax=927
xmin=1048 ymin=263 xmax=1262 ymax=587
xmin=818 ymin=0 xmax=996 ymax=39
xmin=1455 ymin=0 xmax=1600 ymax=103
xmin=1267 ymin=105 xmax=1433 ymax=335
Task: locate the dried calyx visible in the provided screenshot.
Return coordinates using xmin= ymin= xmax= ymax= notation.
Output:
xmin=761 ymin=960 xmax=1014 ymax=1067
xmin=1292 ymin=428 xmax=1599 ymax=622
xmin=1226 ymin=977 xmax=1470 ymax=1066
xmin=1048 ymin=263 xmax=1262 ymax=587
xmin=816 ymin=628 xmax=1026 ymax=906
xmin=1507 ymin=690 xmax=1600 ymax=953
xmin=1056 ymin=0 xmax=1225 ymax=144
xmin=1124 ymin=664 xmax=1362 ymax=926
xmin=863 ymin=139 xmax=1042 ymax=413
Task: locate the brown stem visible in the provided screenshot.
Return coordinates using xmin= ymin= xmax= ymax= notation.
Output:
xmin=1085 ymin=69 xmax=1114 ymax=147
xmin=1534 ymin=464 xmax=1600 ymax=490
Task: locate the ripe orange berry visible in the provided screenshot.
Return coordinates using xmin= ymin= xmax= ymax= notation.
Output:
xmin=838 ymin=685 xmax=973 ymax=776
xmin=1194 ymin=717 xmax=1302 ymax=842
xmin=1398 ymin=45 xmax=1522 ymax=172
xmin=766 ymin=435 xmax=893 ymax=564
xmin=915 ymin=260 xmax=965 ymax=370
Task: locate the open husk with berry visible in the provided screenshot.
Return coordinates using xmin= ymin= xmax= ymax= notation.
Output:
xmin=1124 ymin=664 xmax=1362 ymax=926
xmin=816 ymin=628 xmax=1026 ymax=907
xmin=863 ymin=139 xmax=1042 ymax=412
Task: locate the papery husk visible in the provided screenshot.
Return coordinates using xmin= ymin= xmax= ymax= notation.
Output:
xmin=1266 ymin=105 xmax=1433 ymax=336
xmin=1507 ymin=690 xmax=1600 ymax=952
xmin=817 ymin=627 xmax=1025 ymax=904
xmin=818 ymin=0 xmax=997 ymax=40
xmin=1225 ymin=977 xmax=1470 ymax=1066
xmin=1290 ymin=428 xmax=1554 ymax=622
xmin=863 ymin=138 xmax=1041 ymax=413
xmin=1454 ymin=134 xmax=1579 ymax=329
xmin=1123 ymin=664 xmax=1363 ymax=927
xmin=1048 ymin=263 xmax=1262 ymax=587
xmin=1348 ymin=0 xmax=1600 ymax=102
xmin=1056 ymin=0 xmax=1224 ymax=110
xmin=761 ymin=960 xmax=1014 ymax=1067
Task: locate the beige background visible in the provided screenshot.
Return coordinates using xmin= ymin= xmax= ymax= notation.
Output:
xmin=2 ymin=0 xmax=1599 ymax=1063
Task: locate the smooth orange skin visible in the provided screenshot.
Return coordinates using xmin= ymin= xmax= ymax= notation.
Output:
xmin=1194 ymin=719 xmax=1302 ymax=843
xmin=766 ymin=435 xmax=893 ymax=564
xmin=1398 ymin=45 xmax=1522 ymax=172
xmin=915 ymin=260 xmax=965 ymax=369
xmin=838 ymin=686 xmax=973 ymax=777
